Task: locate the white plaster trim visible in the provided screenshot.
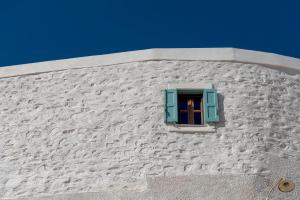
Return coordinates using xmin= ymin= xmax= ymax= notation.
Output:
xmin=167 ymin=124 xmax=216 ymax=133
xmin=0 ymin=48 xmax=300 ymax=78
xmin=159 ymin=83 xmax=213 ymax=91
xmin=167 ymin=83 xmax=213 ymax=90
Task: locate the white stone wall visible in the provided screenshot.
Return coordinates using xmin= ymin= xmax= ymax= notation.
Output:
xmin=0 ymin=61 xmax=299 ymax=199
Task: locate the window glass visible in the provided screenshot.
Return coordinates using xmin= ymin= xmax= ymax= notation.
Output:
xmin=179 ymin=100 xmax=187 ymax=110
xmin=179 ymin=112 xmax=188 ymax=124
xmin=194 ymin=98 xmax=201 ymax=110
xmin=194 ymin=112 xmax=202 ymax=124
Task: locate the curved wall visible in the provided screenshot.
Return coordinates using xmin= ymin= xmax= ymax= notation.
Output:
xmin=0 ymin=60 xmax=299 ymax=199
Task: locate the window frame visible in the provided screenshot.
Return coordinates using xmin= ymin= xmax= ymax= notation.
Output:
xmin=177 ymin=92 xmax=204 ymax=125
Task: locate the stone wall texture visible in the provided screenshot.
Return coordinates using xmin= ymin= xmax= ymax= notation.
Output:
xmin=0 ymin=61 xmax=299 ymax=199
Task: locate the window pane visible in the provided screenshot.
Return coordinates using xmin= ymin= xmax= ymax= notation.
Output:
xmin=179 ymin=112 xmax=188 ymax=124
xmin=179 ymin=100 xmax=187 ymax=110
xmin=194 ymin=112 xmax=202 ymax=125
xmin=194 ymin=98 xmax=201 ymax=110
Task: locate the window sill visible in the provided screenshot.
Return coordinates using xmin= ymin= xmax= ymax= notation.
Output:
xmin=167 ymin=124 xmax=216 ymax=133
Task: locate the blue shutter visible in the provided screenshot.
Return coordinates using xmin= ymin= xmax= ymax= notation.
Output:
xmin=164 ymin=89 xmax=178 ymax=123
xmin=203 ymin=89 xmax=219 ymax=123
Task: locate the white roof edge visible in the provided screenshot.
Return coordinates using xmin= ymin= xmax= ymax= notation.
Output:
xmin=0 ymin=48 xmax=299 ymax=78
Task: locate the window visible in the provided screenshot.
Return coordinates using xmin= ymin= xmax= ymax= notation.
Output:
xmin=164 ymin=89 xmax=219 ymax=125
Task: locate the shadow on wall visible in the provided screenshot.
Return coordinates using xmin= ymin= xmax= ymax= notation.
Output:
xmin=216 ymin=93 xmax=226 ymax=128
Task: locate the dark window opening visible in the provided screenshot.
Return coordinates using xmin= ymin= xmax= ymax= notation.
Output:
xmin=178 ymin=94 xmax=204 ymax=125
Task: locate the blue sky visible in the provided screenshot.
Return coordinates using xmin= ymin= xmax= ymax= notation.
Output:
xmin=0 ymin=0 xmax=299 ymax=66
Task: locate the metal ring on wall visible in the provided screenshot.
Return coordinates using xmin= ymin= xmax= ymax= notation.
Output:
xmin=278 ymin=179 xmax=295 ymax=192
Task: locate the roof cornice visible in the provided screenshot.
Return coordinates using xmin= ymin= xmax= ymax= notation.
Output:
xmin=0 ymin=48 xmax=299 ymax=78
